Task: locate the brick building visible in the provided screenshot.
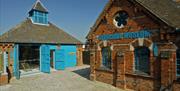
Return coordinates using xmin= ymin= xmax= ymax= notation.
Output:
xmin=0 ymin=0 xmax=83 ymax=85
xmin=86 ymin=0 xmax=180 ymax=91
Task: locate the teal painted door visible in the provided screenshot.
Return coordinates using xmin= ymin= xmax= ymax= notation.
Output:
xmin=14 ymin=44 xmax=20 ymax=79
xmin=40 ymin=45 xmax=50 ymax=73
xmin=61 ymin=45 xmax=77 ymax=67
xmin=55 ymin=49 xmax=65 ymax=70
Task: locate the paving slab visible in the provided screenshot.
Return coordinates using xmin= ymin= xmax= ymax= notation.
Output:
xmin=0 ymin=65 xmax=125 ymax=91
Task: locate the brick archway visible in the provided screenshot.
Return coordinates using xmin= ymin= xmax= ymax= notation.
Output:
xmin=130 ymin=38 xmax=153 ymax=51
xmin=97 ymin=40 xmax=113 ymax=51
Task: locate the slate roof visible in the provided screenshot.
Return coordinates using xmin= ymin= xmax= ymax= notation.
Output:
xmin=86 ymin=0 xmax=180 ymax=39
xmin=30 ymin=0 xmax=48 ymax=13
xmin=0 ymin=18 xmax=82 ymax=44
xmin=135 ymin=0 xmax=180 ymax=29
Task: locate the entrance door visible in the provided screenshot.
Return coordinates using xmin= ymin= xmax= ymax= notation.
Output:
xmin=40 ymin=45 xmax=50 ymax=73
xmin=55 ymin=49 xmax=65 ymax=70
xmin=14 ymin=44 xmax=20 ymax=79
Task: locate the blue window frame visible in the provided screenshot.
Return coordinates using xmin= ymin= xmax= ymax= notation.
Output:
xmin=30 ymin=11 xmax=48 ymax=24
xmin=134 ymin=47 xmax=150 ymax=74
xmin=177 ymin=49 xmax=180 ymax=76
xmin=101 ymin=47 xmax=111 ymax=69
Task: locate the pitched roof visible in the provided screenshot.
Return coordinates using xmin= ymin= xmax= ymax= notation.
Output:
xmin=31 ymin=0 xmax=48 ymax=13
xmin=86 ymin=0 xmax=180 ymax=39
xmin=0 ymin=18 xmax=82 ymax=44
xmin=135 ymin=0 xmax=180 ymax=28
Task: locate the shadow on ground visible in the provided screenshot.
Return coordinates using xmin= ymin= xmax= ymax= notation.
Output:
xmin=72 ymin=67 xmax=90 ymax=80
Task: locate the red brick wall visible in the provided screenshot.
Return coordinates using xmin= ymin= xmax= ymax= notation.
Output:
xmin=95 ymin=70 xmax=114 ymax=85
xmin=125 ymin=51 xmax=134 ymax=74
xmin=173 ymin=82 xmax=180 ymax=91
xmin=125 ymin=75 xmax=154 ymax=91
xmin=88 ymin=0 xmax=179 ymax=90
xmin=0 ymin=74 xmax=8 ymax=86
xmin=76 ymin=45 xmax=84 ymax=66
xmin=89 ymin=0 xmax=160 ymax=41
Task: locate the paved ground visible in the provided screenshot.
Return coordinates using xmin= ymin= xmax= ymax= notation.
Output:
xmin=0 ymin=65 xmax=124 ymax=91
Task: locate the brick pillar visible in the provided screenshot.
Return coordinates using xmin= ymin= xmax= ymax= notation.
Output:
xmin=76 ymin=46 xmax=84 ymax=66
xmin=171 ymin=51 xmax=176 ymax=81
xmin=160 ymin=50 xmax=176 ymax=90
xmin=116 ymin=52 xmax=126 ymax=89
xmin=161 ymin=58 xmax=170 ymax=87
xmin=90 ymin=51 xmax=96 ymax=81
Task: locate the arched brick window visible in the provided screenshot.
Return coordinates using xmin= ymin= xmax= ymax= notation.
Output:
xmin=101 ymin=47 xmax=111 ymax=69
xmin=134 ymin=47 xmax=150 ymax=74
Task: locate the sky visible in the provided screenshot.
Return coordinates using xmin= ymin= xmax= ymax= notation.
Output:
xmin=0 ymin=0 xmax=108 ymax=43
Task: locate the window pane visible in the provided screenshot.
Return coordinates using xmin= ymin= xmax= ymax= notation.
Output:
xmin=177 ymin=65 xmax=180 ymax=70
xmin=177 ymin=70 xmax=180 ymax=75
xmin=135 ymin=47 xmax=150 ymax=74
xmin=39 ymin=17 xmax=43 ymax=23
xmin=38 ymin=12 xmax=43 ymax=16
xmin=32 ymin=11 xmax=48 ymax=24
xmin=177 ymin=60 xmax=180 ymax=65
xmin=34 ymin=11 xmax=37 ymax=15
xmin=35 ymin=16 xmax=38 ymax=23
xmin=45 ymin=18 xmax=48 ymax=24
xmin=102 ymin=47 xmax=111 ymax=69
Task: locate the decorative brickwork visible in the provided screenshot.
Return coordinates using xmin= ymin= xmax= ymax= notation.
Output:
xmin=86 ymin=0 xmax=179 ymax=90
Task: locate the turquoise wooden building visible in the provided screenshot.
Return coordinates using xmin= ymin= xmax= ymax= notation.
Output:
xmin=0 ymin=0 xmax=82 ymax=80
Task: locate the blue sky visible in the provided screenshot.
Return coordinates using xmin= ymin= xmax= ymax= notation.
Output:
xmin=0 ymin=0 xmax=108 ymax=42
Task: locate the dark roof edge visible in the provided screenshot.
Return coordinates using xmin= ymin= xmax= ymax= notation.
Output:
xmin=0 ymin=42 xmax=83 ymax=45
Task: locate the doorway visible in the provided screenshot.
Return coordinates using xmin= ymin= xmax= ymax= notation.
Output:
xmin=50 ymin=50 xmax=55 ymax=68
xmin=19 ymin=44 xmax=40 ymax=72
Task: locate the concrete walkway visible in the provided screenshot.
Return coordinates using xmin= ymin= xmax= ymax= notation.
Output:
xmin=0 ymin=65 xmax=124 ymax=91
